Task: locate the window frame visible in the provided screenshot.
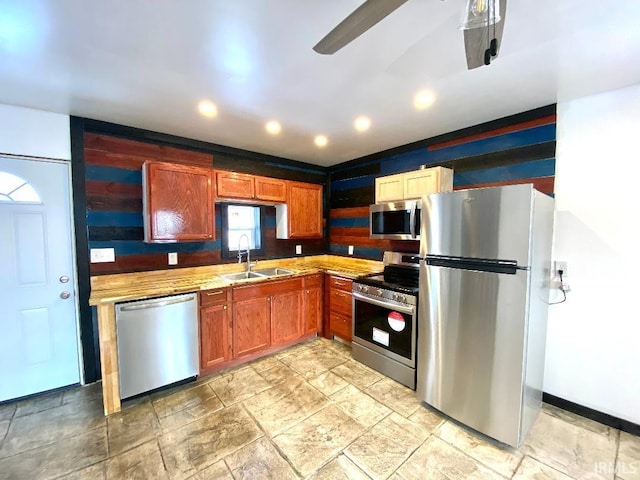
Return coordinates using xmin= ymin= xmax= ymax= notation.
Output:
xmin=221 ymin=203 xmax=266 ymax=260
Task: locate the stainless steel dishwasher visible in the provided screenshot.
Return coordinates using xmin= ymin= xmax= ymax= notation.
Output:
xmin=115 ymin=292 xmax=199 ymax=399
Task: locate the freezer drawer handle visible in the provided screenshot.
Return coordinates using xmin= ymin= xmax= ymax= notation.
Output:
xmin=424 ymin=255 xmax=522 ymax=274
xmin=119 ymin=295 xmax=195 ymax=312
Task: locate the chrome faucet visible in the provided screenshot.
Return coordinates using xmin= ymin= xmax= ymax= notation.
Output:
xmin=237 ymin=234 xmax=256 ymax=273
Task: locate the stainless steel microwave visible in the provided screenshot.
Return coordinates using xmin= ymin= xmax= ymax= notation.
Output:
xmin=369 ymin=200 xmax=420 ymax=240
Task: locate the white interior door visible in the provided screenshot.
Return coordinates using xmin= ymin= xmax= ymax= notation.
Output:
xmin=0 ymin=156 xmax=80 ymax=402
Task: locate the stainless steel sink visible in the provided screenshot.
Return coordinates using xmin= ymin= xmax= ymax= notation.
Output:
xmin=219 ymin=271 xmax=268 ymax=281
xmin=219 ymin=267 xmax=295 ymax=282
xmin=251 ymin=268 xmax=294 ymax=277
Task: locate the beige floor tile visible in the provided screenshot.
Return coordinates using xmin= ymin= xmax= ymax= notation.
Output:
xmin=0 ymin=402 xmax=16 ymax=422
xmin=0 ymin=397 xmax=105 ymax=458
xmin=331 ymin=384 xmax=392 ymax=429
xmin=107 ymin=402 xmax=161 ymax=456
xmin=521 ymin=411 xmax=617 ymax=480
xmin=158 ymin=395 xmax=224 ymax=433
xmin=309 ymin=371 xmax=350 ymax=396
xmin=408 ymin=405 xmax=445 ymax=433
xmin=186 ymin=460 xmax=233 ymax=479
xmin=208 ymin=366 xmax=272 ymax=406
xmin=331 ymin=360 xmax=384 ymax=390
xmin=13 ymin=391 xmax=63 ymax=418
xmin=258 ymin=362 xmax=304 ymax=386
xmin=396 ymin=435 xmax=505 ymax=480
xmin=543 ymin=403 xmax=615 ymax=439
xmin=243 ymin=376 xmax=328 ymax=435
xmin=106 ymin=439 xmax=168 ymax=479
xmin=59 ymin=462 xmax=106 ymax=479
xmin=280 ymin=346 xmax=348 ymax=379
xmin=345 ymin=412 xmax=429 ymax=479
xmin=435 ymin=421 xmax=523 ymax=478
xmin=0 ymin=419 xmax=9 ymax=444
xmin=159 ymin=404 xmax=263 ymax=480
xmin=152 ymin=383 xmax=217 ymax=418
xmin=250 ymin=355 xmax=282 ymax=373
xmin=617 ymin=432 xmax=640 ymax=480
xmin=224 ymin=437 xmax=298 ymax=479
xmin=307 ymin=454 xmax=371 ymax=479
xmin=273 ymin=405 xmax=365 ymax=477
xmin=0 ymin=426 xmax=108 ymax=480
xmin=512 ymin=456 xmax=574 ymax=479
xmin=365 ymin=377 xmax=421 ymax=418
xmin=62 ymin=382 xmax=103 ymax=406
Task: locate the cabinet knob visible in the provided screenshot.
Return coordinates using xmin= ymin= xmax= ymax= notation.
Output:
xmin=223 ymin=305 xmax=227 ymax=310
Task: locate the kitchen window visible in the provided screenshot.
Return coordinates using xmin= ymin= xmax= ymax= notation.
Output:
xmin=222 ymin=204 xmax=265 ymax=258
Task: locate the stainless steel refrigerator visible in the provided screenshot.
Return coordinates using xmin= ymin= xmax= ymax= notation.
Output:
xmin=416 ymin=184 xmax=554 ymax=447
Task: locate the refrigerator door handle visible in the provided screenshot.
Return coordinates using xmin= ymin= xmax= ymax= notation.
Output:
xmin=423 ymin=255 xmax=522 ymax=275
xmin=409 ymin=202 xmax=417 ymax=238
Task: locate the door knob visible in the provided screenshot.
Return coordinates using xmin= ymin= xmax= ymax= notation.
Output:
xmin=60 ymin=291 xmax=71 ymax=299
xmin=59 ymin=275 xmax=70 ymax=283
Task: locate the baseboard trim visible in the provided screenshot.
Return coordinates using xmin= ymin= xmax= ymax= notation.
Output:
xmin=543 ymin=392 xmax=640 ymax=436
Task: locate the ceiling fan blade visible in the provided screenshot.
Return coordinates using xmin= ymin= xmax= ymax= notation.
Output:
xmin=313 ymin=0 xmax=409 ymax=55
xmin=463 ymin=0 xmax=507 ymax=69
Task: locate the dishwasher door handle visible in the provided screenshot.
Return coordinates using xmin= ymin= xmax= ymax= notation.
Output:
xmin=119 ymin=295 xmax=195 ymax=312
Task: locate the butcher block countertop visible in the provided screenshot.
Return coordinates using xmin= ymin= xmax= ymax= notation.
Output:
xmin=89 ymin=255 xmax=382 ymax=305
xmin=90 ymin=254 xmax=382 ymax=416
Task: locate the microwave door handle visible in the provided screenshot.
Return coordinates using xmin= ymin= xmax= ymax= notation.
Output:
xmin=409 ymin=203 xmax=416 ymax=238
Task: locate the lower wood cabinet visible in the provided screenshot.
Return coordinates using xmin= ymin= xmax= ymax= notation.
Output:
xmin=270 ymin=290 xmax=303 ymax=346
xmin=233 ymin=296 xmax=270 ymax=358
xmin=326 ymin=275 xmax=353 ymax=342
xmin=303 ymin=274 xmax=323 ymax=335
xmin=199 ymin=288 xmax=231 ymax=370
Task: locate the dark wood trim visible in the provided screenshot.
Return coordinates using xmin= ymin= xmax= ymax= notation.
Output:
xmin=329 ymin=104 xmax=557 ymax=173
xmin=543 ymin=392 xmax=640 ymax=436
xmin=70 ymin=116 xmax=100 ymax=384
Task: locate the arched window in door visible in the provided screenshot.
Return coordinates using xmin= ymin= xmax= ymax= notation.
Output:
xmin=0 ymin=171 xmax=42 ymax=203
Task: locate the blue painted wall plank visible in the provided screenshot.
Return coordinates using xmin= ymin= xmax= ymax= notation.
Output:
xmin=87 ymin=211 xmax=144 ymax=227
xmin=329 ymin=217 xmax=369 ymax=228
xmin=88 ymin=240 xmax=221 ymax=255
xmin=86 ymin=165 xmax=142 ymax=184
xmin=454 ymin=158 xmax=555 ymax=186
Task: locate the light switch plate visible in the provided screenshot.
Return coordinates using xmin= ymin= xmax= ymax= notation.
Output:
xmin=168 ymin=252 xmax=178 ymax=265
xmin=295 ymin=245 xmax=302 ymax=255
xmin=348 ymin=245 xmax=354 ymax=255
xmin=90 ymin=248 xmax=115 ymax=263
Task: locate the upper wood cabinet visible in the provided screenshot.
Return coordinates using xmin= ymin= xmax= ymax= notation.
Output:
xmin=375 ymin=166 xmax=453 ymax=202
xmin=276 ymin=181 xmax=323 ymax=239
xmin=143 ymin=161 xmax=214 ymax=243
xmin=215 ymin=171 xmax=287 ymax=203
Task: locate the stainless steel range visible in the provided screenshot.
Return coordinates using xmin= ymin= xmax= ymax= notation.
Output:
xmin=352 ymin=251 xmax=419 ymax=389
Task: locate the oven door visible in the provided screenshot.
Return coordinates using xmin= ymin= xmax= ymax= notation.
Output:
xmin=352 ymin=291 xmax=416 ymax=368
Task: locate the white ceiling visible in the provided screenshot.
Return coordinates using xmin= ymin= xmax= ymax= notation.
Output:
xmin=1 ymin=1 xmax=639 ymax=167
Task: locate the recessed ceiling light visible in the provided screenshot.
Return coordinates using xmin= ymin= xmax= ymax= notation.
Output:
xmin=354 ymin=116 xmax=371 ymax=132
xmin=314 ymin=135 xmax=328 ymax=148
xmin=413 ymin=90 xmax=436 ymax=110
xmin=265 ymin=120 xmax=281 ymax=135
xmin=198 ymin=100 xmax=218 ymax=118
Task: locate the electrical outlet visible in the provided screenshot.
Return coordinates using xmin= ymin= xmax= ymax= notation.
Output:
xmin=295 ymin=245 xmax=302 ymax=255
xmin=90 ymin=248 xmax=115 ymax=263
xmin=168 ymin=252 xmax=178 ymax=265
xmin=554 ymin=261 xmax=568 ymax=276
xmin=348 ymin=245 xmax=354 ymax=255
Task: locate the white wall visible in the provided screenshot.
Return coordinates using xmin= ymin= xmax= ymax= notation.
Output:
xmin=0 ymin=104 xmax=70 ymax=160
xmin=545 ymin=83 xmax=640 ymax=424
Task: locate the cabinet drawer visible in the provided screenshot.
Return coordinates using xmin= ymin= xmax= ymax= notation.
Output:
xmin=199 ymin=288 xmax=230 ymax=307
xmin=330 ymin=313 xmax=352 ymax=341
xmin=329 ymin=276 xmax=352 ymax=292
xmin=303 ymin=273 xmax=323 ymax=289
xmin=330 ymin=289 xmax=352 ymax=317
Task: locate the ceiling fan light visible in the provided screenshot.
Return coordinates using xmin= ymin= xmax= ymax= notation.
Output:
xmin=461 ymin=0 xmax=501 ymax=30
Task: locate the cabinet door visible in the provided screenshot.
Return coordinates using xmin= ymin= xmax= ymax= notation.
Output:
xmin=216 ymin=171 xmax=255 ymax=199
xmin=330 ymin=313 xmax=352 ymax=342
xmin=199 ymin=304 xmax=230 ymax=370
xmin=287 ymin=182 xmax=323 ymax=238
xmin=255 ymin=176 xmax=287 ymax=202
xmin=403 ymin=166 xmax=454 ymax=199
xmin=375 ymin=173 xmax=404 ymax=202
xmin=233 ymin=297 xmax=270 ymax=358
xmin=303 ymin=286 xmax=322 ymax=335
xmin=143 ymin=161 xmax=214 ymax=242
xmin=271 ymin=290 xmax=302 ymax=345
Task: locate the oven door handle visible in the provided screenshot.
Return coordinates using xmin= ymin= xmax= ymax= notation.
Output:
xmin=352 ymin=292 xmax=416 ymax=315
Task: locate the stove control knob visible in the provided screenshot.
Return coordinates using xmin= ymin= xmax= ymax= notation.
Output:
xmin=392 ymin=293 xmax=399 ymax=301
xmin=376 ymin=288 xmax=383 ymax=296
xmin=399 ymin=295 xmax=407 ymax=303
xmin=357 ymin=285 xmax=363 ymax=291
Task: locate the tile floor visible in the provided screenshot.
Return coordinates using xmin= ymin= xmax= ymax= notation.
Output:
xmin=0 ymin=337 xmax=638 ymax=479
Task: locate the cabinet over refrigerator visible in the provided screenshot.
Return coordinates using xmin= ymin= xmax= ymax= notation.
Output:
xmin=415 ymin=184 xmax=554 ymax=447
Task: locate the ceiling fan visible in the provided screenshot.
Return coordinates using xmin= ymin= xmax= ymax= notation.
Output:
xmin=313 ymin=0 xmax=507 ymax=69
